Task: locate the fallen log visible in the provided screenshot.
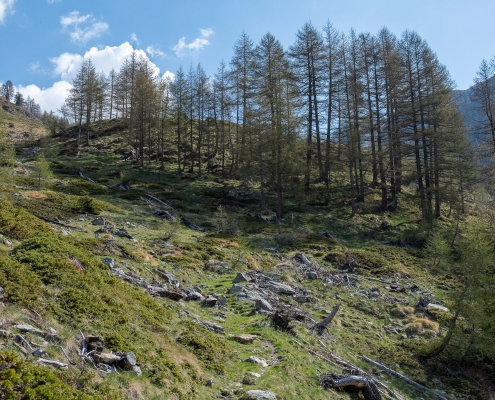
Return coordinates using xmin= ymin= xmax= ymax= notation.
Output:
xmin=37 ymin=358 xmax=68 ymax=369
xmin=180 ymin=216 xmax=205 ymax=231
xmin=33 ymin=215 xmax=85 ymax=232
xmin=312 ymin=304 xmax=340 ymax=335
xmin=361 ymin=356 xmax=448 ymax=400
xmin=320 ymin=373 xmax=382 ymax=400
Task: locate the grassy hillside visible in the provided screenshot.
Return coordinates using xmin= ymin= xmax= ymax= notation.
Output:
xmin=0 ymin=118 xmax=493 ymax=400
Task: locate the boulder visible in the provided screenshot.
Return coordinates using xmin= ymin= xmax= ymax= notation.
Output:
xmin=265 ymin=281 xmax=295 ymax=295
xmin=102 ymin=258 xmax=115 ymax=268
xmin=306 ymin=271 xmax=318 ymax=280
xmin=234 ymin=334 xmax=258 ymax=344
xmin=255 ymin=298 xmax=273 ymax=312
xmin=184 ymin=291 xmax=205 ymax=302
xmin=235 ymin=291 xmax=265 ymax=302
xmin=243 ymin=389 xmax=277 ymax=399
xmin=202 ymin=295 xmax=219 ymax=307
xmin=245 ymin=356 xmax=268 ymax=367
xmin=214 ymin=294 xmax=227 ymax=306
xmin=229 ymin=284 xmax=244 ymax=294
xmin=427 ymin=303 xmax=449 ymax=313
xmin=206 ymin=260 xmax=231 ymax=272
xmin=233 ymin=272 xmax=251 ymax=283
xmin=91 ymin=217 xmax=106 ymax=226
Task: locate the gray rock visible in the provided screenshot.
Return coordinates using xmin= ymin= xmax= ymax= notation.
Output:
xmin=265 ymin=281 xmax=295 ymax=295
xmin=243 ymin=389 xmax=277 ymax=399
xmin=102 ymin=258 xmax=115 ymax=268
xmin=91 ymin=217 xmax=106 ymax=226
xmin=255 ymin=298 xmax=273 ymax=312
xmin=132 ymin=365 xmax=142 ymax=376
xmin=117 ymin=352 xmax=137 ymax=370
xmin=235 ymin=291 xmax=265 ymax=302
xmin=184 ymin=291 xmax=205 ymax=302
xmin=233 ymin=272 xmax=250 ymax=283
xmin=229 ymin=284 xmax=244 ymax=294
xmin=0 ymin=286 xmax=4 ymax=300
xmin=206 ymin=260 xmax=231 ymax=272
xmin=245 ymin=356 xmax=268 ymax=367
xmin=306 ymin=271 xmax=318 ymax=280
xmin=427 ymin=303 xmax=449 ymax=313
xmin=214 ymin=294 xmax=227 ymax=306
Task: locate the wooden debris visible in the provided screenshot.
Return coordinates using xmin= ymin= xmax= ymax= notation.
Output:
xmin=155 ymin=209 xmax=177 ymax=221
xmin=312 ymin=304 xmax=340 ymax=335
xmin=361 ymin=356 xmax=448 ymax=400
xmin=180 ymin=216 xmax=205 ymax=231
xmin=37 ymin=358 xmax=68 ymax=369
xmin=319 ymin=373 xmax=381 ymax=400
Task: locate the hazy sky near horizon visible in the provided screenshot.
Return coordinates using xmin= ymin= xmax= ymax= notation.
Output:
xmin=1 ymin=0 xmax=494 ymax=112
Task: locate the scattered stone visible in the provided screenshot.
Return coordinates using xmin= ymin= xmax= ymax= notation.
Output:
xmin=132 ymin=365 xmax=142 ymax=376
xmin=255 ymin=298 xmax=273 ymax=312
xmin=427 ymin=303 xmax=449 ymax=313
xmin=233 ymin=272 xmax=251 ymax=283
xmin=206 ymin=379 xmax=214 ymax=387
xmin=242 ymin=376 xmax=256 ymax=385
xmin=102 ymin=258 xmax=115 ymax=268
xmin=245 ymin=356 xmax=268 ymax=367
xmin=0 ymin=286 xmax=3 ymax=300
xmin=236 ymin=291 xmax=265 ymax=302
xmin=265 ymin=281 xmax=295 ymax=295
xmin=184 ymin=291 xmax=205 ymax=302
xmin=306 ymin=271 xmax=318 ymax=280
xmin=234 ymin=334 xmax=258 ymax=344
xmin=243 ymin=389 xmax=277 ymax=399
xmin=214 ymin=294 xmax=227 ymax=306
xmin=0 ymin=330 xmax=11 ymax=338
xmin=202 ymin=295 xmax=220 ymax=307
xmin=229 ymin=284 xmax=244 ymax=294
xmin=248 ymin=372 xmax=262 ymax=378
xmin=206 ymin=260 xmax=231 ymax=273
xmin=91 ymin=217 xmax=106 ymax=226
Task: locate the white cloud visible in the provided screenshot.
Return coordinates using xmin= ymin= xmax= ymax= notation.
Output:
xmin=162 ymin=71 xmax=175 ymax=81
xmin=60 ymin=10 xmax=108 ymax=44
xmin=19 ymin=42 xmax=171 ymax=114
xmin=130 ymin=32 xmax=138 ymax=43
xmin=173 ymin=28 xmax=214 ymax=57
xmin=146 ymin=45 xmax=165 ymax=58
xmin=29 ymin=61 xmax=41 ymax=72
xmin=200 ymin=28 xmax=214 ymax=38
xmin=46 ymin=0 xmax=61 ymax=3
xmin=16 ymin=80 xmax=73 ymax=113
xmin=50 ymin=42 xmax=160 ymax=82
xmin=0 ymin=0 xmax=16 ymax=24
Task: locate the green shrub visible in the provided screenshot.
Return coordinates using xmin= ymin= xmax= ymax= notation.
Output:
xmin=0 ymin=351 xmax=98 ymax=399
xmin=178 ymin=322 xmax=230 ymax=374
xmin=0 ymin=199 xmax=53 ymax=239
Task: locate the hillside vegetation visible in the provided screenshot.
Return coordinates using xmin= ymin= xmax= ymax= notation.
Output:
xmin=0 ymin=105 xmax=494 ymax=400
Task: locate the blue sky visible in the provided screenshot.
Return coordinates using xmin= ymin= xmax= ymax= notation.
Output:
xmin=1 ymin=0 xmax=494 ymax=113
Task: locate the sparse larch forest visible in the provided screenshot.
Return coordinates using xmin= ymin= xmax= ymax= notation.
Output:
xmin=0 ymin=21 xmax=494 ymax=400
